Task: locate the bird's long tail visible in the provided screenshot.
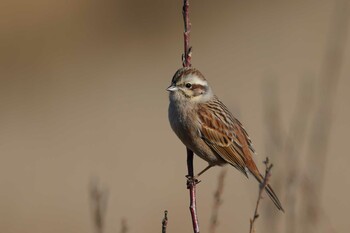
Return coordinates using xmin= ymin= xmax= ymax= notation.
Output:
xmin=252 ymin=172 xmax=284 ymax=212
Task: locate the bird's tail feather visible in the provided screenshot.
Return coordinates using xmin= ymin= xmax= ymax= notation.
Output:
xmin=253 ymin=173 xmax=284 ymax=212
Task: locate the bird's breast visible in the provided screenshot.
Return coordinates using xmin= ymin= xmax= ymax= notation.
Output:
xmin=168 ymin=100 xmax=225 ymax=165
xmin=168 ymin=101 xmax=198 ymax=147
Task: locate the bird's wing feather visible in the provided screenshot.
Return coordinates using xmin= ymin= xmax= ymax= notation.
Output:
xmin=200 ymin=125 xmax=248 ymax=176
xmin=198 ymin=98 xmax=256 ymax=176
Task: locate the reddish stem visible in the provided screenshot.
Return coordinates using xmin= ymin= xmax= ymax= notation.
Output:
xmin=182 ymin=0 xmax=192 ymax=67
xmin=183 ymin=1 xmax=198 ymax=232
xmin=187 ymin=148 xmax=200 ymax=233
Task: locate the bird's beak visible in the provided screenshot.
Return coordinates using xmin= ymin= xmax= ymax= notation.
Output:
xmin=166 ymin=85 xmax=178 ymax=92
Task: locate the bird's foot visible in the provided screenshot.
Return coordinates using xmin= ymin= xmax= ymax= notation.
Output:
xmin=186 ymin=175 xmax=201 ymax=189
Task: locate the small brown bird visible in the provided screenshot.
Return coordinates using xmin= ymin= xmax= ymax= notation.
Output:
xmin=167 ymin=67 xmax=284 ymax=211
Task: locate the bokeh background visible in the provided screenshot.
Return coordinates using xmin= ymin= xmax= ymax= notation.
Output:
xmin=1 ymin=0 xmax=349 ymax=233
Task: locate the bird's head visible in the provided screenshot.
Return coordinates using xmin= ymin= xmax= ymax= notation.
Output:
xmin=167 ymin=67 xmax=213 ymax=103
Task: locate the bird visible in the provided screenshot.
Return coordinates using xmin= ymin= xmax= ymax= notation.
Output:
xmin=167 ymin=67 xmax=284 ymax=211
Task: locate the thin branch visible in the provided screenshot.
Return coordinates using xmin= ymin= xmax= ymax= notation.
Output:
xmin=187 ymin=148 xmax=200 ymax=233
xmin=209 ymin=168 xmax=227 ymax=233
xmin=162 ymin=210 xmax=168 ymax=233
xmin=181 ymin=1 xmax=199 ymax=232
xmin=249 ymin=158 xmax=273 ymax=233
xmin=182 ymin=0 xmax=192 ymax=67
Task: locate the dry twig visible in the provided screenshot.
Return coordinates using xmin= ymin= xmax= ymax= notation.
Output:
xmin=249 ymin=158 xmax=273 ymax=233
xmin=162 ymin=210 xmax=168 ymax=233
xmin=182 ymin=0 xmax=192 ymax=67
xmin=186 ymin=148 xmax=200 ymax=233
xmin=181 ymin=1 xmax=200 ymax=232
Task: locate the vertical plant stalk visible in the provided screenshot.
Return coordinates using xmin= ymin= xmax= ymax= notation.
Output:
xmin=181 ymin=0 xmax=199 ymax=232
xmin=162 ymin=210 xmax=168 ymax=233
xmin=249 ymin=158 xmax=273 ymax=233
xmin=182 ymin=0 xmax=192 ymax=67
xmin=187 ymin=148 xmax=200 ymax=233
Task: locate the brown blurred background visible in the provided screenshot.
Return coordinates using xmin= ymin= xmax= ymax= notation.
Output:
xmin=1 ymin=0 xmax=349 ymax=233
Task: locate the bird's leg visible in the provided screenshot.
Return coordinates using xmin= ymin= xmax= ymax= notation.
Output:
xmin=186 ymin=175 xmax=201 ymax=187
xmin=196 ymin=164 xmax=213 ymax=178
xmin=186 ymin=165 xmax=213 ymax=186
xmin=186 ymin=148 xmax=199 ymax=188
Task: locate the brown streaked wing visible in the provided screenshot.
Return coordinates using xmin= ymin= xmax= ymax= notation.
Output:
xmin=234 ymin=117 xmax=256 ymax=154
xmin=200 ymin=124 xmax=248 ymax=176
xmin=198 ymin=97 xmax=256 ymax=177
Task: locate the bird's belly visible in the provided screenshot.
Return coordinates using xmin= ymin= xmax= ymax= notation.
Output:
xmin=168 ymin=104 xmax=225 ymax=166
xmin=190 ymin=138 xmax=225 ymax=166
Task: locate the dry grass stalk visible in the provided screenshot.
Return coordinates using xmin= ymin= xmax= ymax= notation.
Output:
xmin=162 ymin=210 xmax=168 ymax=233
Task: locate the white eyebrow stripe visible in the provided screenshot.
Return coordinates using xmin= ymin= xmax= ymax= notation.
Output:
xmin=191 ymin=76 xmax=208 ymax=86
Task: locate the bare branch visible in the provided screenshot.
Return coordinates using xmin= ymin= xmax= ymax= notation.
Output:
xmin=182 ymin=0 xmax=192 ymax=67
xmin=249 ymin=158 xmax=273 ymax=233
xmin=181 ymin=1 xmax=199 ymax=232
xmin=187 ymin=149 xmax=200 ymax=233
xmin=162 ymin=210 xmax=168 ymax=233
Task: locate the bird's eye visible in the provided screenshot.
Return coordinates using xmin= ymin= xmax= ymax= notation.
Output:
xmin=185 ymin=83 xmax=192 ymax=88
